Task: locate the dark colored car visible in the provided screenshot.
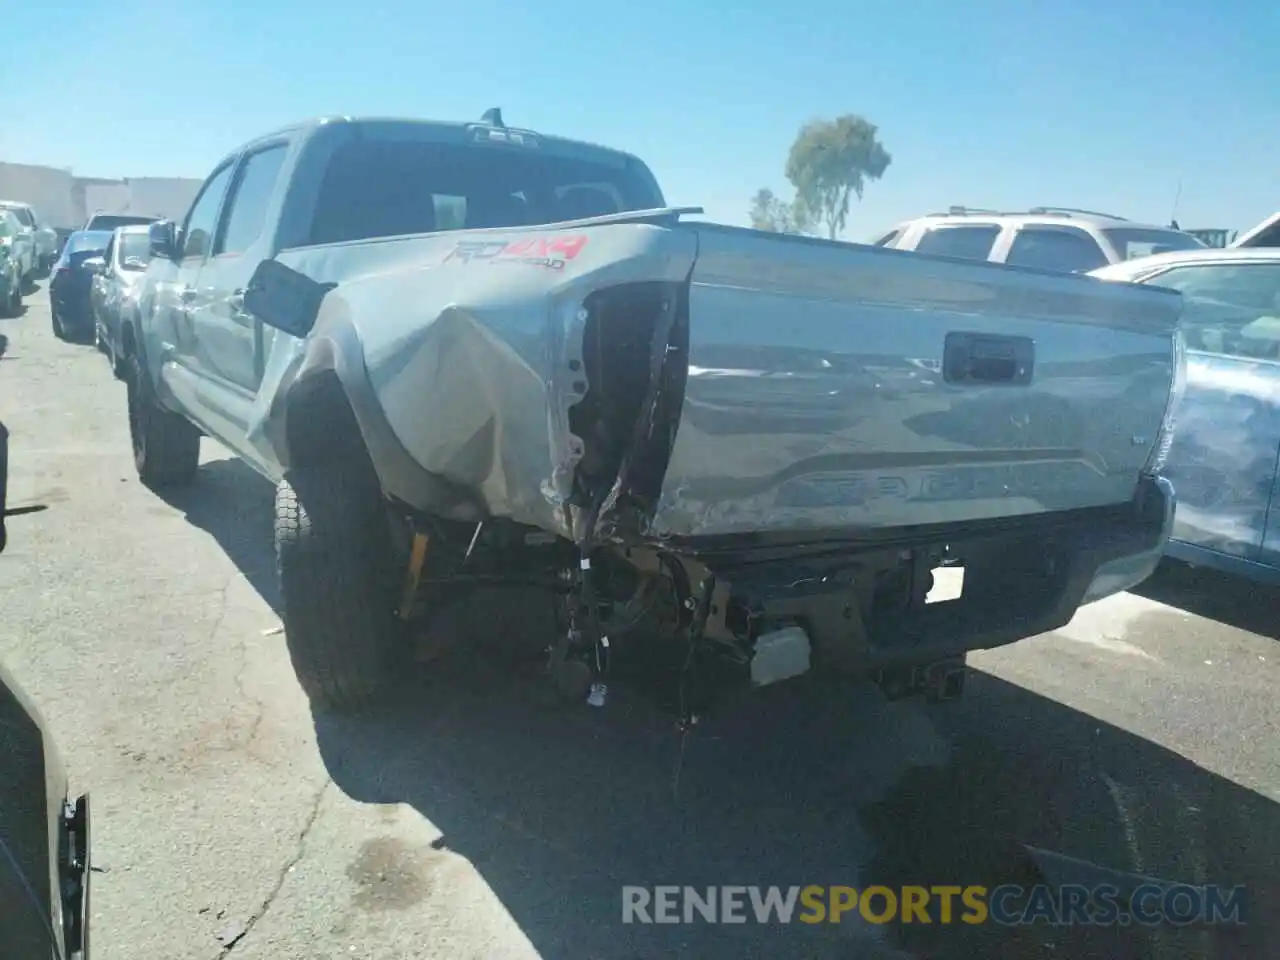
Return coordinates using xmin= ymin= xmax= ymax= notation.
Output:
xmin=0 ymin=417 xmax=92 ymax=959
xmin=49 ymin=231 xmax=113 ymax=342
xmin=82 ymin=213 xmax=158 ymax=232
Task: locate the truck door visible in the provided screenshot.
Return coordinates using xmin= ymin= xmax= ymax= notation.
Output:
xmin=157 ymin=160 xmax=236 ymax=382
xmin=190 ymin=141 xmax=290 ymax=411
xmin=1141 ymin=260 xmax=1280 ymax=565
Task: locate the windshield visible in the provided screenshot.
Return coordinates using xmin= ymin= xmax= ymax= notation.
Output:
xmin=65 ymin=231 xmax=112 ymax=255
xmin=1102 ymin=227 xmax=1206 ymax=261
xmin=302 ymin=136 xmax=664 ymax=245
xmin=118 ymin=232 xmax=151 ymax=269
xmin=87 ymin=214 xmax=157 ymax=231
xmin=1 ymin=206 xmax=35 ymax=227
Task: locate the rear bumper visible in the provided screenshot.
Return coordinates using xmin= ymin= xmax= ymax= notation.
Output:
xmin=875 ymin=473 xmax=1175 ymax=666
xmin=1079 ymin=474 xmax=1176 ymax=604
xmin=700 ymin=474 xmax=1176 ymax=672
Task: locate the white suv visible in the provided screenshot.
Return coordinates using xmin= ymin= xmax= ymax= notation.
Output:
xmin=872 ymin=206 xmax=1206 ymax=273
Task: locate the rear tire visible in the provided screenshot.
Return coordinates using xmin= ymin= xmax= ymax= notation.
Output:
xmin=51 ymin=302 xmax=66 ymax=339
xmin=2 ymin=281 xmax=20 ymax=319
xmin=126 ymin=349 xmax=200 ymax=488
xmin=274 ymin=466 xmax=403 ymax=712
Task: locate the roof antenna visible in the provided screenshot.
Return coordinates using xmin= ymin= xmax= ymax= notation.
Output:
xmin=1169 ymin=179 xmax=1182 ymax=231
xmin=480 ymin=107 xmax=505 ymax=127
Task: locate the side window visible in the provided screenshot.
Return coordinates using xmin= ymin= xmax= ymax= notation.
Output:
xmin=913 ymin=225 xmax=1000 ymax=261
xmin=181 ymin=163 xmax=235 ymax=262
xmin=1005 ymin=227 xmax=1109 ymax=273
xmin=215 ymin=144 xmax=289 ymax=256
xmin=872 ymin=229 xmax=902 ymax=247
xmin=1148 ymin=263 xmax=1280 ymax=361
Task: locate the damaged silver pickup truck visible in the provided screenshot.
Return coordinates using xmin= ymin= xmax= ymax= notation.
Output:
xmin=121 ymin=110 xmax=1184 ymax=714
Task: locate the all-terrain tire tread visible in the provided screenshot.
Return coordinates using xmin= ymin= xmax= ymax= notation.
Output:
xmin=273 ymin=467 xmax=400 ymax=712
xmin=128 ymin=353 xmax=200 ymax=488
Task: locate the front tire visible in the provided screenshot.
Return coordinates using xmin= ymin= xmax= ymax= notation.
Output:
xmin=274 ymin=466 xmax=403 ymax=712
xmin=126 ymin=349 xmax=200 ymax=488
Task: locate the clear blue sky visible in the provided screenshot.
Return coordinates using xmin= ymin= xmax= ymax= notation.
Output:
xmin=2 ymin=0 xmax=1276 ymax=238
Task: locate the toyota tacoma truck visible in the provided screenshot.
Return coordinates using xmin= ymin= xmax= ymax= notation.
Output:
xmin=120 ymin=110 xmax=1183 ymax=714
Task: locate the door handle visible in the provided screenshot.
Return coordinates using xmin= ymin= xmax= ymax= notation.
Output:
xmin=943 ymin=332 xmax=1034 ymax=385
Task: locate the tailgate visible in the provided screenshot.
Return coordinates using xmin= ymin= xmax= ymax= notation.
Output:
xmin=649 ymin=224 xmax=1183 ymax=538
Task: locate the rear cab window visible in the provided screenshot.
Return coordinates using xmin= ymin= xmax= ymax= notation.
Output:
xmin=912 ymin=224 xmax=1001 ymax=261
xmin=296 ymin=123 xmax=666 ymax=247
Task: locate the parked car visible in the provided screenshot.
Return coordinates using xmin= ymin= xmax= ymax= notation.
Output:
xmin=89 ymin=225 xmax=152 ymax=377
xmin=0 ymin=212 xmax=25 ymax=317
xmin=1091 ymin=248 xmax=1280 ymax=584
xmin=0 ymin=200 xmax=58 ymax=275
xmin=0 ymin=206 xmax=37 ymax=286
xmin=0 ymin=417 xmax=93 ymax=960
xmin=49 ymin=230 xmax=112 ymax=341
xmin=121 ymin=111 xmax=1181 ymax=717
xmin=82 ymin=213 xmax=158 ymax=233
xmin=874 ymin=206 xmax=1207 ymax=273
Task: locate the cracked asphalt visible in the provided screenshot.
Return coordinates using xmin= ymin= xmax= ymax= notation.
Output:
xmin=2 ymin=285 xmax=1279 ymax=959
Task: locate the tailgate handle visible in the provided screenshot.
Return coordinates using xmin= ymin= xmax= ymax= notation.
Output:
xmin=943 ymin=332 xmax=1034 ymax=385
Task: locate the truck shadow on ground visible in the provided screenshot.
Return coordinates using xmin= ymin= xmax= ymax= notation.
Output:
xmin=167 ymin=456 xmax=1278 ymax=960
xmin=1131 ymin=560 xmax=1280 ymax=641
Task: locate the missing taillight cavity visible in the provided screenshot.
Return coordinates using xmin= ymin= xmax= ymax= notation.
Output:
xmin=568 ymin=280 xmax=689 ymax=523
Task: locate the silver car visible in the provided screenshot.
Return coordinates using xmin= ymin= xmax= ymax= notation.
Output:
xmin=89 ymin=226 xmax=152 ymax=377
xmin=0 ymin=202 xmax=37 ymax=283
xmin=1092 ymin=247 xmax=1280 ymax=584
xmin=0 ymin=201 xmax=58 ymax=274
xmin=0 ymin=211 xmax=25 ymax=316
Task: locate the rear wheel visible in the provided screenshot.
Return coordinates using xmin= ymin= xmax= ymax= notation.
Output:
xmin=2 ymin=278 xmax=20 ymax=319
xmin=274 ymin=465 xmax=403 ymax=712
xmin=126 ymin=349 xmax=200 ymax=488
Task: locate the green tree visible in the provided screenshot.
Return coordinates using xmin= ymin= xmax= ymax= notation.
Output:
xmin=748 ymin=187 xmax=812 ymax=234
xmin=785 ymin=115 xmax=891 ymax=240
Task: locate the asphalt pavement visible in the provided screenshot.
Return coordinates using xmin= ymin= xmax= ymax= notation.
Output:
xmin=1 ymin=285 xmax=1277 ymax=959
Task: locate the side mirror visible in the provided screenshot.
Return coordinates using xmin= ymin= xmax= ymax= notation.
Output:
xmin=148 ymin=220 xmax=178 ymax=260
xmin=82 ymin=256 xmax=105 ymax=274
xmin=243 ymin=259 xmax=337 ymax=339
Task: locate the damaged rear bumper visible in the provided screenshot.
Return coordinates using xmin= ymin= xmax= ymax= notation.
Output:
xmin=684 ymin=473 xmax=1175 ymax=674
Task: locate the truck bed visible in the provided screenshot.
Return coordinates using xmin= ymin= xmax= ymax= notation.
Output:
xmin=252 ymin=210 xmax=1182 ymax=544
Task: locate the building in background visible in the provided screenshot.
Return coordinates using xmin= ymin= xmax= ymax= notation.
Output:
xmin=0 ymin=161 xmax=201 ymax=230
